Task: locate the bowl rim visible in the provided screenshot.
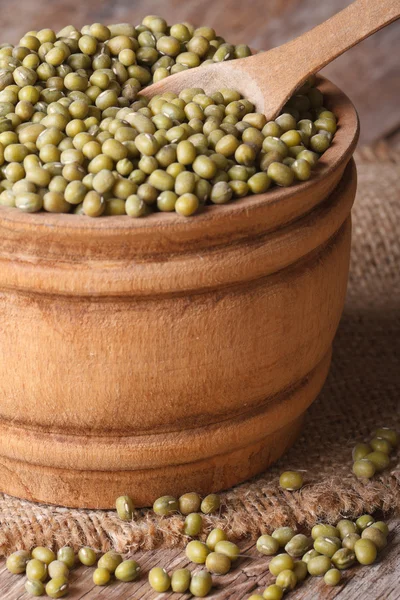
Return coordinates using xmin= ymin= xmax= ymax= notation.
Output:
xmin=0 ymin=75 xmax=359 ymax=238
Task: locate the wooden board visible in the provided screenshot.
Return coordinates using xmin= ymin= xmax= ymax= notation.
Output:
xmin=0 ymin=518 xmax=398 ymax=599
xmin=0 ymin=0 xmax=398 ymax=143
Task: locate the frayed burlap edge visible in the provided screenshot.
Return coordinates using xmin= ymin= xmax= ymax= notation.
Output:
xmin=0 ymin=471 xmax=399 ymax=557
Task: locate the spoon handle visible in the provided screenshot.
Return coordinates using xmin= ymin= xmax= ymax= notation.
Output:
xmin=253 ymin=0 xmax=399 ymax=84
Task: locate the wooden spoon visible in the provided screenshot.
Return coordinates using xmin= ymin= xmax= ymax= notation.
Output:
xmin=142 ymin=0 xmax=399 ymax=118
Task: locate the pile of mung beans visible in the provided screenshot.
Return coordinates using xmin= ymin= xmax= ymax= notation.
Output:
xmin=250 ymin=513 xmax=390 ymax=599
xmin=0 ymin=17 xmax=337 ymax=218
xmin=6 ymin=545 xmax=141 ymax=597
xmin=352 ymin=426 xmax=398 ymax=479
xmin=249 ymin=426 xmax=397 ymax=598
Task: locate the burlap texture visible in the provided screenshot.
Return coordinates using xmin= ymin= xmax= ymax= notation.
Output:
xmin=0 ymin=146 xmax=399 ymax=557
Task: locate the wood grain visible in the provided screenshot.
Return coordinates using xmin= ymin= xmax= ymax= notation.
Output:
xmin=0 ymin=518 xmax=398 ymax=599
xmin=0 ymin=0 xmax=398 ymax=142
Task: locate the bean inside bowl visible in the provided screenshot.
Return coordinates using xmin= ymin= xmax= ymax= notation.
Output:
xmin=0 ymin=18 xmax=343 ymax=221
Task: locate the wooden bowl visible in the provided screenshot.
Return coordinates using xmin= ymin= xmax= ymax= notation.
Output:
xmin=0 ymin=77 xmax=359 ymax=509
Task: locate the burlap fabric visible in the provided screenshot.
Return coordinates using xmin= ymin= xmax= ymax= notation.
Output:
xmin=0 ymin=146 xmax=399 ymax=557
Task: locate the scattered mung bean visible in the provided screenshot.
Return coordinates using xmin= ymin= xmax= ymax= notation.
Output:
xmin=186 ymin=540 xmax=210 ymax=564
xmin=263 ymin=584 xmax=284 ymax=600
xmin=293 ymin=560 xmax=308 ymax=582
xmin=6 ymin=551 xmax=30 ymax=574
xmin=153 ymin=495 xmax=179 ymax=516
xmin=361 ymin=526 xmax=387 ymax=551
xmin=78 ymin=547 xmax=96 ymax=566
xmin=184 ymin=513 xmax=203 ymax=537
xmin=272 ymin=527 xmax=296 ymax=547
xmin=26 ymin=559 xmax=48 ymax=582
xmin=354 ymin=538 xmax=377 ymax=565
xmin=331 ymin=548 xmax=356 ymax=570
xmin=269 ymin=553 xmax=294 ymax=576
xmin=279 ymin=471 xmax=304 ymax=491
xmin=171 ymin=568 xmax=191 ymax=593
xmin=45 ymin=577 xmax=69 ymax=598
xmin=205 ymin=551 xmax=231 ymax=575
xmin=307 ymin=555 xmax=332 ymax=576
xmin=97 ymin=550 xmax=122 ymax=573
xmin=93 ymin=567 xmax=111 ymax=586
xmin=115 ymin=559 xmax=141 ymax=582
xmin=214 ymin=540 xmax=240 ymax=562
xmin=276 ymin=568 xmax=297 ymax=591
xmin=48 ymin=560 xmax=69 ymax=580
xmin=25 ymin=580 xmax=46 ymax=597
xmin=179 ymin=492 xmax=202 ymax=515
xmin=149 ymin=567 xmax=171 ymax=592
xmin=206 ymin=528 xmax=227 ymax=550
xmin=190 ymin=570 xmax=213 ymax=597
xmin=57 ymin=547 xmax=75 ymax=569
xmin=256 ymin=534 xmax=279 ymax=556
xmin=342 ymin=533 xmax=361 ymax=551
xmin=115 ymin=495 xmax=135 ymax=521
xmin=285 ymin=534 xmax=313 ymax=558
xmin=324 ymin=568 xmax=342 ymax=586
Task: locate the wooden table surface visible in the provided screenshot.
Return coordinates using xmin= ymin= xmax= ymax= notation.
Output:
xmin=0 ymin=518 xmax=398 ymax=599
xmin=0 ymin=1 xmax=399 ymax=597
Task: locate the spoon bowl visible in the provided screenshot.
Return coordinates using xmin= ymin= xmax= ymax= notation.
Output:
xmin=142 ymin=0 xmax=399 ymax=119
xmin=142 ymin=58 xmax=267 ymax=111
